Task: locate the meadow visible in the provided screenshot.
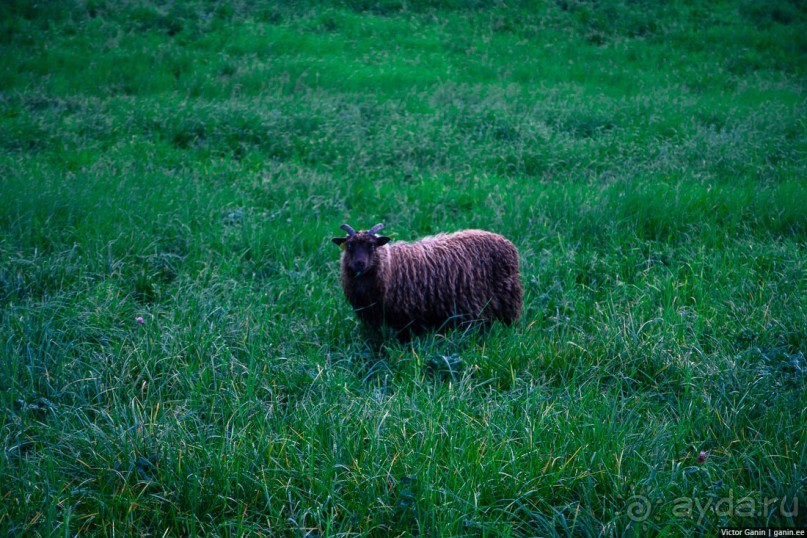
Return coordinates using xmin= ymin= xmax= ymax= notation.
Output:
xmin=1 ymin=0 xmax=805 ymax=535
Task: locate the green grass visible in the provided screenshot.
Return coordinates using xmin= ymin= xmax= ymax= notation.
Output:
xmin=1 ymin=0 xmax=805 ymax=535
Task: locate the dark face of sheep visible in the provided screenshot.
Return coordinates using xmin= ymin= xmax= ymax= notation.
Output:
xmin=332 ymin=223 xmax=390 ymax=277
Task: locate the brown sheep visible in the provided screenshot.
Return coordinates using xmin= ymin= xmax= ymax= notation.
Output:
xmin=332 ymin=223 xmax=522 ymax=335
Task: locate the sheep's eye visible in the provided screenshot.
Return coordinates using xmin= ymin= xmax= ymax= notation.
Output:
xmin=346 ymin=243 xmax=354 ymax=252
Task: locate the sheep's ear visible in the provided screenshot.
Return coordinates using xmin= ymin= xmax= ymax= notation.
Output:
xmin=332 ymin=237 xmax=347 ymax=248
xmin=376 ymin=236 xmax=391 ymax=247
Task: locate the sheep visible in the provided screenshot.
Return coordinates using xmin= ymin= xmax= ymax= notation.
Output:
xmin=332 ymin=223 xmax=522 ymax=335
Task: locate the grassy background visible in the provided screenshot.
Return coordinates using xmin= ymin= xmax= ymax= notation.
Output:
xmin=1 ymin=0 xmax=805 ymax=535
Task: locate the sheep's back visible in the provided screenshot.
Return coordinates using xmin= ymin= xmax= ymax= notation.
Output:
xmin=381 ymin=230 xmax=521 ymax=327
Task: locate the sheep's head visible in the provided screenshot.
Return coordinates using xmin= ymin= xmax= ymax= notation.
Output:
xmin=332 ymin=223 xmax=390 ymax=277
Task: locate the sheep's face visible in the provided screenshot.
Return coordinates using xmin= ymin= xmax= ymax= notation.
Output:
xmin=332 ymin=231 xmax=390 ymax=277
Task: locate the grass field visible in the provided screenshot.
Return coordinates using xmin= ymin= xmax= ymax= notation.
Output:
xmin=1 ymin=0 xmax=805 ymax=535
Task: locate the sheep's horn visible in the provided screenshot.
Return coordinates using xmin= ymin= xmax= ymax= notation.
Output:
xmin=340 ymin=224 xmax=356 ymax=236
xmin=368 ymin=223 xmax=385 ymax=235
